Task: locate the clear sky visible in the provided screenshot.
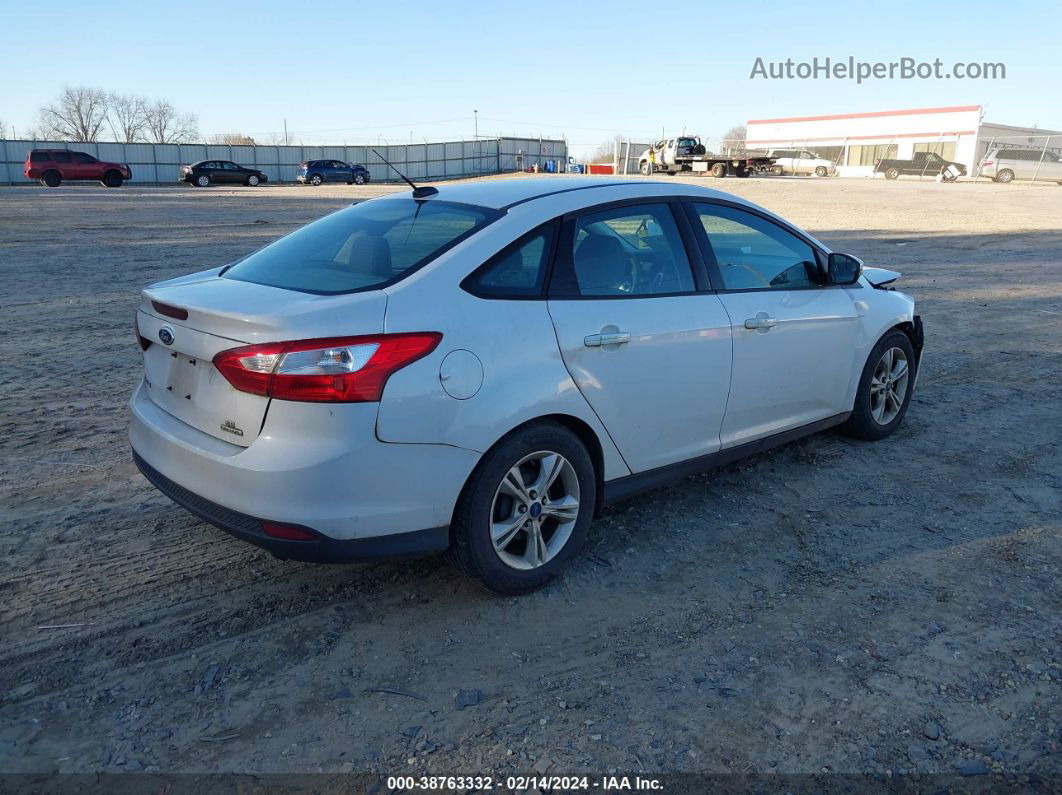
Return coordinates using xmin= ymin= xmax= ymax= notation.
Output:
xmin=2 ymin=0 xmax=1059 ymax=157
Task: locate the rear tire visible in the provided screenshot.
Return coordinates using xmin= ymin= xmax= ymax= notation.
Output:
xmin=42 ymin=170 xmax=61 ymax=187
xmin=770 ymin=165 xmax=783 ymax=176
xmin=309 ymin=173 xmax=323 ymax=186
xmin=710 ymin=163 xmax=727 ymax=178
xmin=449 ymin=421 xmax=596 ymax=595
xmin=840 ymin=330 xmax=916 ymax=441
xmin=884 ymin=167 xmax=900 ymax=180
xmin=101 ymin=171 xmax=123 ymax=188
xmin=195 ymin=174 xmax=210 ymax=187
xmin=996 ymin=169 xmax=1014 ymax=184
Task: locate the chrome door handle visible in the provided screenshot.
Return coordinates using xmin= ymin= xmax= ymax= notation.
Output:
xmin=584 ymin=331 xmax=631 ymax=347
xmin=744 ymin=316 xmax=778 ymax=330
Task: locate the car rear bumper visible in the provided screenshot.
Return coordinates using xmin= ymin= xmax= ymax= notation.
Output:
xmin=132 ymin=449 xmax=448 ymax=562
xmin=129 ymin=379 xmax=478 ymax=546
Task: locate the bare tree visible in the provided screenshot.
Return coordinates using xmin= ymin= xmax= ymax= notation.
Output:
xmin=721 ymin=124 xmax=747 ymax=155
xmin=36 ymin=86 xmax=110 ymax=141
xmin=588 ymin=136 xmax=620 ymax=164
xmin=144 ymin=100 xmax=199 ymax=144
xmin=207 ymin=133 xmax=256 ymax=146
xmin=0 ymin=117 xmax=7 ymax=139
xmin=108 ymin=93 xmax=148 ymax=143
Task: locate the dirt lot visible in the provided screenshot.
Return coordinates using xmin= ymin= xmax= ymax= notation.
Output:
xmin=1 ymin=175 xmax=1059 ymax=785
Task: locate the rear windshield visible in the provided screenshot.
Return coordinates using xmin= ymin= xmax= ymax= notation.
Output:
xmin=223 ymin=199 xmax=499 ymax=294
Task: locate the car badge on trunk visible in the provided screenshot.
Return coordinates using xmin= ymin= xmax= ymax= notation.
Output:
xmin=220 ymin=420 xmax=244 ymax=437
xmin=158 ymin=326 xmax=175 ymax=346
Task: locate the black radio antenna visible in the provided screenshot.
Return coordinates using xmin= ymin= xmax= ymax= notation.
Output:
xmin=372 ymin=148 xmax=438 ymax=198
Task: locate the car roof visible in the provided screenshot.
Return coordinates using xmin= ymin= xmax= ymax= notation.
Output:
xmin=386 ymin=176 xmax=755 ymax=211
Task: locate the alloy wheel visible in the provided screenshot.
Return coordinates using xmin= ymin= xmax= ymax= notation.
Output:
xmin=870 ymin=347 xmax=910 ymax=425
xmin=490 ymin=450 xmax=581 ymax=570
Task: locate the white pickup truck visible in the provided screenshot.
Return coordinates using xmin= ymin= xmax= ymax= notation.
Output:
xmin=765 ymin=148 xmax=837 ymax=177
xmin=638 ymin=136 xmax=775 ymax=178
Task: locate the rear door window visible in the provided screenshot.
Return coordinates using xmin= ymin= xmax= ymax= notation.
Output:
xmin=73 ymin=152 xmax=97 ymax=163
xmin=550 ymin=203 xmax=696 ymax=297
xmin=52 ymin=151 xmax=72 ymax=163
xmin=224 ymin=199 xmax=499 ymax=294
xmin=463 ymin=222 xmax=557 ymax=298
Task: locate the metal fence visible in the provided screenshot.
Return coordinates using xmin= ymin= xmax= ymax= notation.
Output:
xmin=1 ymin=136 xmax=568 ymax=185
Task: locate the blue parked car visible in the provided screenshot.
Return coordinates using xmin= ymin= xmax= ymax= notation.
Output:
xmin=297 ymin=159 xmax=370 ymax=186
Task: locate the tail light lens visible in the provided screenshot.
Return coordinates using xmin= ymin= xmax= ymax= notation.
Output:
xmin=981 ymin=160 xmax=993 ymax=166
xmin=134 ymin=312 xmax=150 ymax=350
xmin=212 ymin=333 xmax=442 ymax=403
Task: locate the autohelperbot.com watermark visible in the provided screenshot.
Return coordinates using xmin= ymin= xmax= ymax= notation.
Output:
xmin=750 ymin=56 xmax=1006 ymax=83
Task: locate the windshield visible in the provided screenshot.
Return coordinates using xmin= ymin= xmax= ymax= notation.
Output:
xmin=223 ymin=199 xmax=499 ymax=294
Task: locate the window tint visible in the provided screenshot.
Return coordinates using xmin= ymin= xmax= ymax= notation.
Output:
xmin=30 ymin=151 xmax=48 ymax=162
xmin=73 ymin=152 xmax=96 ymax=163
xmin=464 ymin=224 xmax=555 ymax=298
xmin=552 ymin=204 xmax=696 ymax=297
xmin=52 ymin=151 xmax=72 ymax=163
xmin=224 ymin=199 xmax=498 ymax=294
xmin=223 ymin=162 xmax=240 ymax=170
xmin=694 ymin=204 xmax=821 ymax=291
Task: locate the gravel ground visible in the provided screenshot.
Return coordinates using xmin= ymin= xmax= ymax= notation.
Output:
xmin=1 ymin=175 xmax=1059 ymax=786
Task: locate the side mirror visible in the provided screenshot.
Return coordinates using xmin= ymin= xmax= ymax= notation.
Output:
xmin=827 ymin=252 xmax=863 ymax=286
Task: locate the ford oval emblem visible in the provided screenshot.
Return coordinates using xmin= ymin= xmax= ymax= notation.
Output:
xmin=158 ymin=326 xmax=175 ymax=346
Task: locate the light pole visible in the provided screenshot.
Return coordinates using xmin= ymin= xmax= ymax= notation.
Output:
xmin=473 ymin=109 xmax=478 ymax=140
xmin=473 ymin=109 xmax=479 ymax=174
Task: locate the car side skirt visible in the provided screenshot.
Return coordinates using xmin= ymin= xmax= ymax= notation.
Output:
xmin=602 ymin=412 xmax=851 ymax=506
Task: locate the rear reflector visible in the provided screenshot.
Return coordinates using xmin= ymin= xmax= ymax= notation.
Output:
xmin=212 ymin=332 xmax=442 ymax=403
xmin=261 ymin=521 xmax=317 ymax=541
xmin=152 ymin=300 xmax=189 ymax=320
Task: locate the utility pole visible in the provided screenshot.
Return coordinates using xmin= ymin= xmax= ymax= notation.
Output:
xmin=283 ymin=118 xmax=289 ymax=146
xmin=474 ymin=109 xmax=478 ymax=139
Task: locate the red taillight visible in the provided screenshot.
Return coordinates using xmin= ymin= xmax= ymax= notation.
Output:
xmin=212 ymin=333 xmax=442 ymax=403
xmin=981 ymin=160 xmax=993 ymax=166
xmin=134 ymin=312 xmax=150 ymax=350
xmin=261 ymin=521 xmax=317 ymax=541
xmin=152 ymin=300 xmax=188 ymax=320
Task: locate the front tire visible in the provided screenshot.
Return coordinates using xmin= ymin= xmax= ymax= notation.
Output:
xmin=247 ymin=174 xmax=260 ymax=186
xmin=815 ymin=166 xmax=828 ymax=177
xmin=449 ymin=422 xmax=596 ymax=594
xmin=353 ymin=173 xmax=367 ymax=185
xmin=102 ymin=171 xmax=123 ymax=188
xmin=840 ymin=330 xmax=916 ymax=441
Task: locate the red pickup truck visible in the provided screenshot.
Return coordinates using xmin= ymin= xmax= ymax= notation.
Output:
xmin=25 ymin=149 xmax=132 ymax=187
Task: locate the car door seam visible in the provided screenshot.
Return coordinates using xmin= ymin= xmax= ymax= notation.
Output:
xmin=544 ymin=300 xmax=635 ymax=475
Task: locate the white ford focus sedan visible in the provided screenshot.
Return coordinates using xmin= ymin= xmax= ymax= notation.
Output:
xmin=130 ymin=178 xmax=923 ymax=593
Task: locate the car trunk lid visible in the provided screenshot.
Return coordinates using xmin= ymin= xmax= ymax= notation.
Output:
xmin=137 ymin=272 xmax=387 ymax=446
